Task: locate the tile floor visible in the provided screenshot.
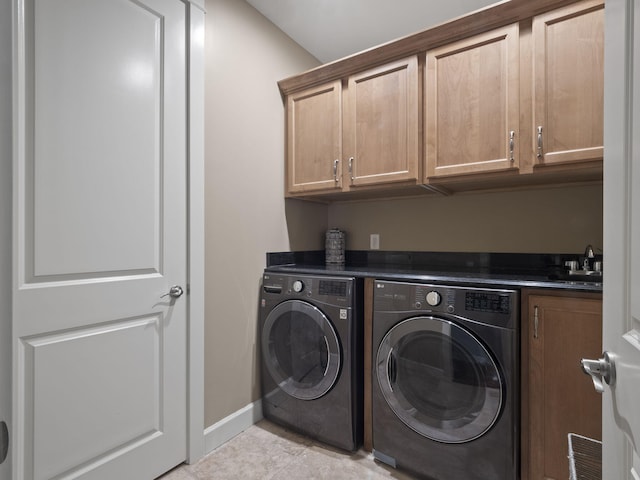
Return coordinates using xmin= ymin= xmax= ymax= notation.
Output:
xmin=158 ymin=420 xmax=415 ymax=480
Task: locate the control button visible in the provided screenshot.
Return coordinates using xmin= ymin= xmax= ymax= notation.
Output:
xmin=415 ymin=302 xmax=422 ymax=309
xmin=426 ymin=291 xmax=441 ymax=307
xmin=447 ymin=305 xmax=455 ymax=314
xmin=292 ymin=280 xmax=304 ymax=293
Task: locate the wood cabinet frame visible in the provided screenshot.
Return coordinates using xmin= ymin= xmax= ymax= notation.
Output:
xmin=425 ymin=23 xmax=520 ymax=179
xmin=286 ymin=80 xmax=343 ymax=194
xmin=344 ymin=56 xmax=420 ymax=189
xmin=531 ymin=0 xmax=604 ymax=168
xmin=520 ymin=289 xmax=602 ymax=480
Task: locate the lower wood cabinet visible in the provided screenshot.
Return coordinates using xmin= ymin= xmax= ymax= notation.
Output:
xmin=521 ymin=290 xmax=602 ymax=480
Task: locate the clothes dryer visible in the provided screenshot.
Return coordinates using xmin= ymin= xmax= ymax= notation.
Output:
xmin=372 ymin=280 xmax=519 ymax=479
xmin=260 ymin=273 xmax=363 ymax=451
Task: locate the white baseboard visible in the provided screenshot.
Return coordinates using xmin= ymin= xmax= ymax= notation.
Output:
xmin=203 ymin=399 xmax=263 ymax=455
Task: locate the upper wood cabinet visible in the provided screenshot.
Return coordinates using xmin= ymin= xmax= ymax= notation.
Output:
xmin=286 ymin=80 xmax=342 ymax=194
xmin=344 ymin=57 xmax=419 ymax=188
xmin=280 ymin=0 xmax=604 ymax=199
xmin=425 ymin=24 xmax=520 ymax=179
xmin=285 ymin=57 xmax=419 ymax=197
xmin=521 ymin=291 xmax=602 ymax=480
xmin=532 ymin=0 xmax=604 ymax=168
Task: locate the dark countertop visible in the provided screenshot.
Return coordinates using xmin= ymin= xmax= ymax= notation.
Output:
xmin=265 ymin=250 xmax=603 ymax=293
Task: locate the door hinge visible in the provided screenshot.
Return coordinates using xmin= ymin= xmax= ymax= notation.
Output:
xmin=0 ymin=420 xmax=8 ymax=464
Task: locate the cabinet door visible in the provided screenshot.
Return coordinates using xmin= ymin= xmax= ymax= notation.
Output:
xmin=425 ymin=24 xmax=519 ymax=179
xmin=532 ymin=0 xmax=604 ymax=167
xmin=526 ymin=294 xmax=602 ymax=480
xmin=286 ymin=80 xmax=342 ymax=194
xmin=345 ymin=57 xmax=419 ymax=187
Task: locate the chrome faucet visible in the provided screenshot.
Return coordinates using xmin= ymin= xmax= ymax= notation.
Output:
xmin=584 ymin=244 xmax=595 ymax=259
xmin=583 ymin=244 xmax=595 ymax=270
xmin=563 ymin=245 xmax=602 ymax=277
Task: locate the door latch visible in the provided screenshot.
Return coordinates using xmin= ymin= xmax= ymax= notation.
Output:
xmin=581 ymin=351 xmax=616 ymax=393
xmin=161 ymin=285 xmax=184 ymax=299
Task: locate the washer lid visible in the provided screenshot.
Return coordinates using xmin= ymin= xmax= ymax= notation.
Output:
xmin=262 ymin=299 xmax=341 ymax=400
xmin=376 ymin=316 xmax=503 ymax=443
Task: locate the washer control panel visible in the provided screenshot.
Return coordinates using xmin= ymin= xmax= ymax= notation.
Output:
xmin=374 ymin=280 xmax=519 ymax=329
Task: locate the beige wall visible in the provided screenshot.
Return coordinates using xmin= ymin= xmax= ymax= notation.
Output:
xmin=328 ymin=184 xmax=603 ymax=253
xmin=204 ymin=0 xmax=324 ymax=427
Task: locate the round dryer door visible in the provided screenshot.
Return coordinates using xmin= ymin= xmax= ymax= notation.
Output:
xmin=376 ymin=316 xmax=503 ymax=443
xmin=262 ymin=299 xmax=341 ymax=400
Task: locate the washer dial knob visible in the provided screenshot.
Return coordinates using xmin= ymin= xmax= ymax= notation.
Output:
xmin=292 ymin=280 xmax=304 ymax=293
xmin=426 ymin=291 xmax=441 ymax=307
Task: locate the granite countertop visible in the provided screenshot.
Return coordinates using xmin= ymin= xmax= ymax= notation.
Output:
xmin=265 ymin=250 xmax=603 ymax=293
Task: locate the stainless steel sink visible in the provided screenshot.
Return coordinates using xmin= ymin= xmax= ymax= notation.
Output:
xmin=549 ymin=270 xmax=603 ymax=283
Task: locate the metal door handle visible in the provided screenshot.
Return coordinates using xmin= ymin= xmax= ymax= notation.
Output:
xmin=581 ymin=351 xmax=615 ymax=393
xmin=509 ymin=130 xmax=515 ymax=162
xmin=161 ymin=285 xmax=184 ymax=299
xmin=537 ymin=126 xmax=543 ymax=159
xmin=348 ymin=157 xmax=354 ymax=182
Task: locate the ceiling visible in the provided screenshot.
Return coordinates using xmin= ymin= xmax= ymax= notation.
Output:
xmin=244 ymin=0 xmax=500 ymax=64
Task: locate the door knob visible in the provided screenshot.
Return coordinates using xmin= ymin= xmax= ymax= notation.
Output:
xmin=581 ymin=351 xmax=616 ymax=393
xmin=161 ymin=285 xmax=184 ymax=299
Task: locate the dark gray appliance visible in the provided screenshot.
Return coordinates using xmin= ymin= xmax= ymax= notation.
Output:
xmin=372 ymin=280 xmax=519 ymax=479
xmin=260 ymin=272 xmax=363 ymax=451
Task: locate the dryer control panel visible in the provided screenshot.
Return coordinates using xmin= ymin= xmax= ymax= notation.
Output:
xmin=262 ymin=273 xmax=355 ymax=307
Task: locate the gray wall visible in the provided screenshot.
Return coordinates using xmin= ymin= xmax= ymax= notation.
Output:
xmin=0 ymin=0 xmax=11 ymax=476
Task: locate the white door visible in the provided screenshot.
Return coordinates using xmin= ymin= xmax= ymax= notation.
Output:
xmin=12 ymin=0 xmax=189 ymax=478
xmin=600 ymin=0 xmax=640 ymax=477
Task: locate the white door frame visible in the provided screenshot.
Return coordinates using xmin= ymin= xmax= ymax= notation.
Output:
xmin=0 ymin=0 xmax=13 ymax=478
xmin=185 ymin=0 xmax=206 ymax=466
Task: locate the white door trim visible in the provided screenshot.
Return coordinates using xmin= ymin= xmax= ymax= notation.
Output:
xmin=186 ymin=0 xmax=206 ymax=465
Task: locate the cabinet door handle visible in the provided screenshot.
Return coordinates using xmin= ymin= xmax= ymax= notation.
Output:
xmin=333 ymin=159 xmax=339 ymax=183
xmin=509 ymin=131 xmax=515 ymax=162
xmin=348 ymin=157 xmax=354 ymax=182
xmin=533 ymin=305 xmax=539 ymax=339
xmin=537 ymin=126 xmax=543 ymax=159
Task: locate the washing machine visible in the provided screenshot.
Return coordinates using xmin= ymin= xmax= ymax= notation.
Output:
xmin=260 ymin=272 xmax=363 ymax=451
xmin=372 ymin=280 xmax=519 ymax=479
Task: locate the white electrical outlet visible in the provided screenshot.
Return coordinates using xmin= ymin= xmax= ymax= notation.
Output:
xmin=370 ymin=234 xmax=380 ymax=250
